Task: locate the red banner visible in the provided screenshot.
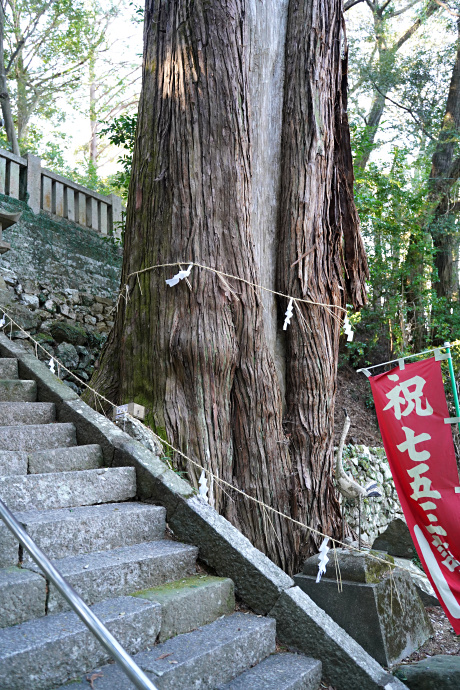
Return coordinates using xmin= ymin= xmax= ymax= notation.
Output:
xmin=370 ymin=357 xmax=460 ymax=632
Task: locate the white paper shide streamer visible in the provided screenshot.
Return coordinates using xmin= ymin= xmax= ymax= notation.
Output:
xmin=283 ymin=298 xmax=294 ymax=331
xmin=343 ymin=314 xmax=354 ymax=342
xmin=198 ymin=470 xmax=209 ymax=503
xmin=48 ymin=358 xmax=56 ymax=374
xmin=166 ymin=263 xmax=194 ymax=287
xmin=0 ymin=313 xmax=6 ymax=328
xmin=316 ymin=537 xmax=330 ymax=583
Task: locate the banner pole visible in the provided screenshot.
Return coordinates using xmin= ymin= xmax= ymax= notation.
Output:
xmin=444 ymin=342 xmax=460 ymax=435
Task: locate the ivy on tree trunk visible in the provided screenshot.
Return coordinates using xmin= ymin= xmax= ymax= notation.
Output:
xmin=88 ymin=0 xmax=367 ymax=573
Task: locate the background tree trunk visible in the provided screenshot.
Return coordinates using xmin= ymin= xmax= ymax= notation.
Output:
xmin=88 ymin=0 xmax=367 ymax=572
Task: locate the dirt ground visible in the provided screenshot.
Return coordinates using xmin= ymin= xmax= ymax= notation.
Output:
xmin=334 ymin=363 xmax=382 ymax=447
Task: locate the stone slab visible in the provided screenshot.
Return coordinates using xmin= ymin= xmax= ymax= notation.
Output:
xmin=36 ymin=540 xmax=198 ymax=613
xmin=15 ymin=502 xmax=166 ymax=565
xmin=134 ymin=574 xmax=235 ymax=641
xmin=56 ymin=612 xmax=276 ymax=690
xmin=0 ymin=466 xmax=136 ymax=511
xmin=392 ymin=556 xmax=438 ymax=607
xmin=0 ymin=595 xmax=161 ymax=690
xmin=294 ymin=571 xmax=431 ymax=667
xmin=0 ymin=402 xmax=55 ymax=426
xmin=0 ymin=334 xmax=79 ymax=404
xmin=0 ymin=523 xmax=18 ymax=566
xmin=0 ymin=359 xmax=17 ymax=379
xmin=58 ymin=399 xmax=195 ymax=512
xmin=269 ymin=587 xmax=409 ymax=690
xmin=28 ymin=444 xmax=103 ymax=474
xmin=0 ymin=566 xmax=46 ymax=627
xmin=168 ymin=495 xmax=294 ymax=614
xmin=0 ymin=422 xmax=76 ymax=452
xmin=394 ymin=655 xmax=460 ymax=689
xmin=372 ymin=519 xmax=417 ymax=560
xmin=0 ymin=451 xmax=27 ymax=476
xmin=219 ymin=652 xmax=322 ymax=690
xmin=0 ymin=379 xmax=36 ymax=402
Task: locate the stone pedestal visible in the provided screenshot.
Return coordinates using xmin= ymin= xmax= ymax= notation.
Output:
xmin=294 ymin=549 xmax=432 ymax=667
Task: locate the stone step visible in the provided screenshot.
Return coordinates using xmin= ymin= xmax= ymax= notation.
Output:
xmin=28 ymin=444 xmax=103 ymax=474
xmin=0 ymin=451 xmax=27 ymax=476
xmin=31 ymin=540 xmax=198 ymax=615
xmin=0 ymin=359 xmax=18 ymax=380
xmin=0 ymin=402 xmax=55 ymax=426
xmin=0 ymin=567 xmax=47 ymax=628
xmin=0 ymin=502 xmax=166 ymax=568
xmin=133 ymin=574 xmax=235 ymax=642
xmin=219 ymin=652 xmax=322 ymax=689
xmin=0 ymin=466 xmax=136 ymax=514
xmin=0 ymin=445 xmax=103 ymax=477
xmin=56 ymin=612 xmax=276 ymax=690
xmin=0 ymin=595 xmax=161 ymax=690
xmin=0 ymin=422 xmax=76 ymax=452
xmin=0 ymin=379 xmax=36 ymax=402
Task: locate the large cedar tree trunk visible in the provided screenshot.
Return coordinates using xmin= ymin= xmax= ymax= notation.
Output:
xmin=88 ymin=0 xmax=367 ymax=573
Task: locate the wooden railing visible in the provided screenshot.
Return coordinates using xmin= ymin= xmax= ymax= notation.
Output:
xmin=0 ymin=148 xmax=123 ymax=239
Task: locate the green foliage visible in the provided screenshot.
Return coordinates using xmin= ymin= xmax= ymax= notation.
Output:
xmin=100 ymin=113 xmax=137 ymax=199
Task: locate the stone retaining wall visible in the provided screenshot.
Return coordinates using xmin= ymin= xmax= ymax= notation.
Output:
xmin=341 ymin=444 xmax=404 ymax=545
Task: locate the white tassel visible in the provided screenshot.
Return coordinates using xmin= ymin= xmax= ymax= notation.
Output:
xmin=283 ymin=298 xmax=294 ymax=331
xmin=48 ymin=358 xmax=56 ymax=374
xmin=198 ymin=470 xmax=209 ymax=503
xmin=0 ymin=313 xmax=5 ymax=328
xmin=316 ymin=537 xmax=330 ymax=583
xmin=343 ymin=314 xmax=354 ymax=342
xmin=166 ymin=263 xmax=193 ymax=287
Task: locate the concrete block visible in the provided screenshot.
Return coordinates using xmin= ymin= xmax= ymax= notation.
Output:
xmin=0 ymin=158 xmax=6 ymax=194
xmin=0 ymin=466 xmax=136 ymax=511
xmin=42 ymin=175 xmax=52 ymax=211
xmin=0 ymin=451 xmax=28 ymax=476
xmin=219 ymin=652 xmax=322 ymax=690
xmin=28 ymin=444 xmax=103 ymax=474
xmin=269 ymin=587 xmax=409 ymax=690
xmin=41 ymin=540 xmax=198 ymax=614
xmin=0 ymin=595 xmax=161 ymax=690
xmin=87 ymin=196 xmax=98 ymax=230
xmin=99 ymin=202 xmax=108 ymax=235
xmin=168 ymin=496 xmax=294 ymax=614
xmin=54 ymin=181 xmax=64 ymax=216
xmin=0 ymin=566 xmax=46 ymax=627
xmin=0 ymin=359 xmax=17 ymax=379
xmin=57 ymin=612 xmax=276 ymax=690
xmin=0 ymin=422 xmax=75 ymax=451
xmin=64 ymin=186 xmax=75 ymax=222
xmin=17 ymin=502 xmax=166 ymax=564
xmin=296 ymin=549 xmax=432 ymax=667
xmin=0 ymin=402 xmax=55 ymax=426
xmin=77 ymin=191 xmax=86 ymax=226
xmin=0 ymin=379 xmax=36 ymax=402
xmin=109 ymin=193 xmax=122 ymax=237
xmin=8 ymin=162 xmax=20 ymax=199
xmin=25 ymin=153 xmax=41 ymax=214
xmin=134 ymin=574 xmax=235 ymax=641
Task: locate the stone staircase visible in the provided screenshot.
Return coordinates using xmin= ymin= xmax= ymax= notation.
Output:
xmin=0 ymin=357 xmax=322 ymax=690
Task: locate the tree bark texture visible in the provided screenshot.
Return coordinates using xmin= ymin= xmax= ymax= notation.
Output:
xmin=89 ymin=0 xmax=367 ymax=572
xmin=428 ymin=22 xmax=460 ymax=300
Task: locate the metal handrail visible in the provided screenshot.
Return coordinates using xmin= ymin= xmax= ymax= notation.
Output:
xmin=0 ymin=498 xmax=158 ymax=690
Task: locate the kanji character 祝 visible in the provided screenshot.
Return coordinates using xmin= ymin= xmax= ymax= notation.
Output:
xmin=383 ymin=374 xmax=433 ymax=420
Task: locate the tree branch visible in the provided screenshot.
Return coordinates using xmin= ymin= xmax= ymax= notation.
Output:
xmin=344 ymin=0 xmax=365 ymax=10
xmin=371 ymin=82 xmax=434 ymax=138
xmin=395 ymin=0 xmax=439 ymax=50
